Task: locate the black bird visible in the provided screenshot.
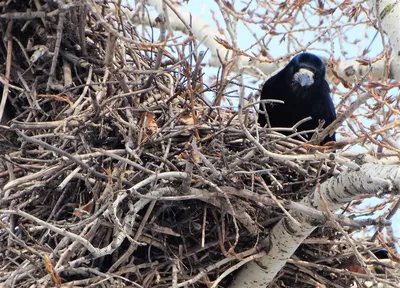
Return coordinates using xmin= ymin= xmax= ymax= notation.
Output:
xmin=373 ymin=248 xmax=389 ymax=274
xmin=258 ymin=52 xmax=336 ymax=144
xmin=373 ymin=248 xmax=389 ymax=259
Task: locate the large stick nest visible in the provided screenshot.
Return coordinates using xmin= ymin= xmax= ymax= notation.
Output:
xmin=0 ymin=1 xmax=396 ymax=287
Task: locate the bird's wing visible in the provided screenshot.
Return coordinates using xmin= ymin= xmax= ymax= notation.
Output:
xmin=260 ymin=69 xmax=289 ymax=101
xmin=258 ymin=70 xmax=288 ymax=127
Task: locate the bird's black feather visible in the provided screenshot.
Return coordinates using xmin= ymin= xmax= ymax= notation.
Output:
xmin=258 ymin=52 xmax=336 ymax=144
xmin=373 ymin=248 xmax=388 ymax=259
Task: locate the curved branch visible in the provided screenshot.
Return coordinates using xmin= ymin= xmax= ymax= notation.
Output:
xmin=230 ymin=163 xmax=400 ymax=287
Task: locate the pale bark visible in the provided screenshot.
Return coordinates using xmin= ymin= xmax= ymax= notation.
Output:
xmin=132 ymin=0 xmax=400 ymax=81
xmin=230 ymin=163 xmax=400 ymax=287
xmin=369 ymin=0 xmax=400 ymax=54
xmin=337 ymin=1 xmax=400 ymax=82
xmin=109 ymin=1 xmax=283 ymax=77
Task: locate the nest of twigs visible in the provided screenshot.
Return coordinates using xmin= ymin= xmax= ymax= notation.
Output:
xmin=0 ymin=1 xmax=396 ymax=288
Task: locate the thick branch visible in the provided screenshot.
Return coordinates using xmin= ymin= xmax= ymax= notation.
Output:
xmin=230 ymin=163 xmax=400 ymax=287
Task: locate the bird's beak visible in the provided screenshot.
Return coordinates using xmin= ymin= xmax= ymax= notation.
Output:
xmin=293 ymin=68 xmax=314 ymax=87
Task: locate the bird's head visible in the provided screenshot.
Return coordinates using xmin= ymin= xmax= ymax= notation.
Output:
xmin=288 ymin=52 xmax=326 ymax=98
